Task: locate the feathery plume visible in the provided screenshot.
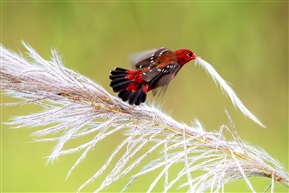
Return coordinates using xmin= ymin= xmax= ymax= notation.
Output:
xmin=195 ymin=57 xmax=265 ymax=128
xmin=1 ymin=42 xmax=288 ymax=192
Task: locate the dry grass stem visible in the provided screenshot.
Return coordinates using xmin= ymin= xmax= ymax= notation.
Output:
xmin=1 ymin=43 xmax=288 ymax=192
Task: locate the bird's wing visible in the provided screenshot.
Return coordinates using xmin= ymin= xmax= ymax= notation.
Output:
xmin=142 ymin=62 xmax=181 ymax=96
xmin=129 ymin=48 xmax=171 ymax=69
xmin=151 ymin=86 xmax=168 ymax=97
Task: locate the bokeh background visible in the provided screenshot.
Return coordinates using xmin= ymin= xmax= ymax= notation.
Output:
xmin=1 ymin=1 xmax=288 ymax=192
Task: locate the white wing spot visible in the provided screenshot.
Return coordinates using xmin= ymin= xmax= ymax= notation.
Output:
xmin=159 ymin=49 xmax=167 ymax=56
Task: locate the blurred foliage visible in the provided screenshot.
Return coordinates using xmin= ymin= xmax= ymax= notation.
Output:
xmin=1 ymin=1 xmax=288 ymax=192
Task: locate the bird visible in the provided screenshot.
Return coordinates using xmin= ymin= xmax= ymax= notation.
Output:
xmin=109 ymin=47 xmax=197 ymax=105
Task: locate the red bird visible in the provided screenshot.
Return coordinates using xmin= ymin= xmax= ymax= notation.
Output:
xmin=109 ymin=48 xmax=197 ymax=105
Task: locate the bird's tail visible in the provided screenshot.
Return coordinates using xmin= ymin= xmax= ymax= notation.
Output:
xmin=109 ymin=67 xmax=147 ymax=105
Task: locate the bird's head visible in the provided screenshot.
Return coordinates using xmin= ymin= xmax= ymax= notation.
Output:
xmin=174 ymin=49 xmax=197 ymax=66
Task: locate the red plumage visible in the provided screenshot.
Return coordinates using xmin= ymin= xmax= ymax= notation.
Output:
xmin=109 ymin=48 xmax=196 ymax=105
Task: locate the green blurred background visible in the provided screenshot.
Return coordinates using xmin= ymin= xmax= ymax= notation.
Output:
xmin=1 ymin=1 xmax=288 ymax=192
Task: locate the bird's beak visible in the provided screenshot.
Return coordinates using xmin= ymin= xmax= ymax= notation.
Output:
xmin=192 ymin=53 xmax=197 ymax=60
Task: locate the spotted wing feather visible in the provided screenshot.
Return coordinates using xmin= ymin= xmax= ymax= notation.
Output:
xmin=143 ymin=62 xmax=181 ymax=96
xmin=129 ymin=48 xmax=171 ymax=69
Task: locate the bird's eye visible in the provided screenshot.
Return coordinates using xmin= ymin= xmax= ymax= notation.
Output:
xmin=187 ymin=52 xmax=192 ymax=57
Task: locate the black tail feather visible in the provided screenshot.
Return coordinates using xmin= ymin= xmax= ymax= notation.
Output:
xmin=110 ymin=77 xmax=128 ymax=86
xmin=110 ymin=67 xmax=127 ymax=75
xmin=109 ymin=67 xmax=147 ymax=105
xmin=118 ymin=90 xmax=132 ymax=101
xmin=109 ymin=74 xmax=127 ymax=79
xmin=110 ymin=80 xmax=131 ymax=92
xmin=129 ymin=89 xmax=141 ymax=105
xmin=129 ymin=89 xmax=147 ymax=105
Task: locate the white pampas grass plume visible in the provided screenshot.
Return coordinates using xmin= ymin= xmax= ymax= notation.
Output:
xmin=1 ymin=42 xmax=288 ymax=192
xmin=195 ymin=57 xmax=265 ymax=128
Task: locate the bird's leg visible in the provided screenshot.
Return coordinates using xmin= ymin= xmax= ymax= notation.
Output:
xmin=129 ymin=105 xmax=136 ymax=111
